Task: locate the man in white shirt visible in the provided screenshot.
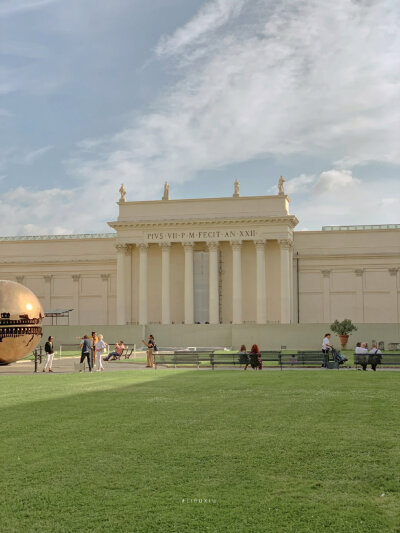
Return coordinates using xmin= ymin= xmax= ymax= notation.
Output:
xmin=355 ymin=342 xmax=368 ymax=371
xmin=368 ymin=344 xmax=382 ymax=371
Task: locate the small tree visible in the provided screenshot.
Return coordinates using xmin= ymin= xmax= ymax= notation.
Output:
xmin=330 ymin=318 xmax=357 ymax=336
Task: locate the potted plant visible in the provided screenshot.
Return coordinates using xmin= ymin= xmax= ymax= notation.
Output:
xmin=330 ymin=319 xmax=357 ymax=348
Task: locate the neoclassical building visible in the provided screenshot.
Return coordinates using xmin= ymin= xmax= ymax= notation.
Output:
xmin=0 ymin=183 xmax=399 ymax=326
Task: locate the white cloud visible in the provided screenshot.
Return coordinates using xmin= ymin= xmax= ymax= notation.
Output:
xmin=0 ymin=0 xmax=60 ymax=18
xmin=1 ymin=0 xmax=400 ymax=235
xmin=22 ymin=145 xmax=53 ymax=164
xmin=312 ymin=170 xmax=361 ymax=195
xmin=72 ymin=0 xmax=400 ymax=194
xmin=293 ymin=174 xmax=400 ymax=229
xmin=284 ymin=174 xmax=316 ymax=194
xmin=156 ymin=0 xmax=247 ymax=57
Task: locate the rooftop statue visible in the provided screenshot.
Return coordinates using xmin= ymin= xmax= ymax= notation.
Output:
xmin=233 ymin=179 xmax=240 ymax=198
xmin=278 ymin=176 xmax=285 ymax=196
xmin=162 ymin=181 xmax=170 ymax=201
xmin=119 ymin=184 xmax=126 ymax=203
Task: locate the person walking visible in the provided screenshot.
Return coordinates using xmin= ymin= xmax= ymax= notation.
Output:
xmin=142 ymin=334 xmax=157 ymax=368
xmin=43 ymin=335 xmax=55 ymax=372
xmin=80 ymin=335 xmax=92 ymax=372
xmin=238 ymin=344 xmax=249 ymax=370
xmin=95 ymin=334 xmax=107 ymax=371
xmin=91 ymin=331 xmax=98 ymax=367
xmin=322 ymin=333 xmax=332 ymax=368
xmin=368 ymin=344 xmax=382 ymax=371
xmin=249 ymin=344 xmax=262 ymax=370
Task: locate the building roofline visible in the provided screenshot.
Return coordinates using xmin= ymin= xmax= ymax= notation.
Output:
xmin=0 ymin=233 xmax=116 ymax=242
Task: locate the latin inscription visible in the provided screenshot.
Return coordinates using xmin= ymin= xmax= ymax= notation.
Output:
xmin=146 ymin=229 xmax=256 ymax=242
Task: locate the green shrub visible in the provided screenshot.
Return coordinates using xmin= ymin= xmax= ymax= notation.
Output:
xmin=330 ymin=318 xmax=358 ymax=335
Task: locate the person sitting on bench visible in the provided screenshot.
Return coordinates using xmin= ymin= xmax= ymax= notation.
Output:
xmin=104 ymin=340 xmax=125 ymax=361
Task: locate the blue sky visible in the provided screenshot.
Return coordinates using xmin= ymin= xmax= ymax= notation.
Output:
xmin=1 ymin=0 xmax=399 ymax=235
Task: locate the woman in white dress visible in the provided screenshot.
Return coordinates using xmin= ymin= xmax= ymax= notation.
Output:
xmin=95 ymin=334 xmax=107 ymax=371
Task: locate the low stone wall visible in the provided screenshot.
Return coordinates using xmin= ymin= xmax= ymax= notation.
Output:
xmin=42 ymin=323 xmax=400 ymax=351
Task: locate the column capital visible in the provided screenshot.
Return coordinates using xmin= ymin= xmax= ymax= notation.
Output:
xmin=16 ymin=275 xmax=24 ymax=283
xmin=279 ymin=239 xmax=293 ymax=249
xmin=321 ymin=270 xmax=331 ymax=278
xmin=207 ymin=241 xmax=219 ymax=251
xmin=72 ymin=274 xmax=81 ymax=282
xmin=44 ymin=275 xmax=52 ymax=283
xmin=159 ymin=241 xmax=171 ymax=249
xmin=389 ymin=268 xmax=399 ymax=276
xmin=230 ymin=240 xmax=242 ymax=250
xmin=254 ymin=239 xmax=266 ymax=248
xmin=138 ymin=242 xmax=148 ymax=250
xmin=182 ymin=242 xmax=194 ymax=250
xmin=101 ymin=274 xmax=110 ymax=281
xmin=115 ymin=243 xmax=127 ymax=252
xmin=355 ymin=268 xmax=364 ymax=277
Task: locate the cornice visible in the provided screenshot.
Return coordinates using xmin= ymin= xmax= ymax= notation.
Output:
xmin=108 ymin=215 xmax=299 ymax=230
xmin=114 ymin=194 xmax=290 ymax=206
xmin=0 ymin=258 xmax=117 ymax=265
xmin=294 ymin=252 xmax=400 ymax=260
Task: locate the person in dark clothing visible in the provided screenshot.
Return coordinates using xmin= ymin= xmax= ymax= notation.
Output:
xmin=355 ymin=342 xmax=368 ymax=371
xmin=142 ymin=334 xmax=157 ymax=368
xmin=43 ymin=335 xmax=55 ymax=372
xmin=80 ymin=335 xmax=92 ymax=372
xmin=238 ymin=344 xmax=249 ymax=370
xmin=249 ymin=344 xmax=262 ymax=370
xmin=368 ymin=344 xmax=382 ymax=371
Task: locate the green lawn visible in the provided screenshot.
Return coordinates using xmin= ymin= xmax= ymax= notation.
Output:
xmin=0 ymin=371 xmax=399 ymax=532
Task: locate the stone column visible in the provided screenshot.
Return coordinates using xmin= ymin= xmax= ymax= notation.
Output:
xmin=255 ymin=240 xmax=266 ymax=324
xmin=116 ymin=244 xmax=126 ymax=325
xmin=279 ymin=240 xmax=292 ymax=324
xmin=208 ymin=241 xmax=219 ymax=324
xmin=44 ymin=275 xmax=52 ymax=311
xmin=138 ymin=243 xmax=148 ymax=325
xmin=124 ymin=245 xmax=132 ymax=324
xmin=354 ymin=269 xmax=364 ymax=323
xmin=231 ymin=240 xmax=242 ymax=324
xmin=183 ymin=242 xmax=194 ymax=324
xmin=389 ymin=268 xmax=399 ymax=322
xmin=289 ymin=245 xmax=294 ymax=323
xmin=322 ymin=270 xmax=331 ymax=323
xmin=160 ymin=242 xmax=171 ymax=324
xmin=100 ymin=274 xmax=110 ymax=325
xmin=72 ymin=274 xmax=80 ymax=325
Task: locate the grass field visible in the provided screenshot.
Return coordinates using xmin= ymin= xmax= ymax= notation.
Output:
xmin=1 ymin=370 xmax=399 ymax=532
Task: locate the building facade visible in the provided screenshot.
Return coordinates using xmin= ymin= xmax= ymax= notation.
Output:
xmin=0 ymin=189 xmax=399 ymax=326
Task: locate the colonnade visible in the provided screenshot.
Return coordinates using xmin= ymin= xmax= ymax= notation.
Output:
xmin=116 ymin=239 xmax=294 ymax=326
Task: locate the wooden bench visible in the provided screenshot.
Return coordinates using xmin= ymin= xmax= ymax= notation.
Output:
xmin=354 ymin=352 xmax=400 ymax=369
xmin=259 ymin=351 xmax=281 ymax=365
xmin=154 ymin=351 xmax=211 ymax=369
xmin=209 ymin=352 xmax=242 ymax=369
xmin=280 ymin=352 xmax=325 ymax=368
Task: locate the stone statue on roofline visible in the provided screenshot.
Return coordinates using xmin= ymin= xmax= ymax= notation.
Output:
xmin=119 ymin=183 xmax=126 ymax=203
xmin=233 ymin=179 xmax=240 ymax=198
xmin=162 ymin=181 xmax=170 ymax=201
xmin=278 ymin=176 xmax=285 ymax=196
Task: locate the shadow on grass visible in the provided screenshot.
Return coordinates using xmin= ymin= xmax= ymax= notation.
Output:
xmin=0 ymin=371 xmax=399 ymax=533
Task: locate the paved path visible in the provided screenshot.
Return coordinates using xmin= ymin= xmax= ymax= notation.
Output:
xmin=0 ymin=357 xmax=147 ymax=375
xmin=1 ymin=357 xmax=398 ymax=375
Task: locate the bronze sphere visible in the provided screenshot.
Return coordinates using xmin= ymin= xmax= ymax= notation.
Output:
xmin=0 ymin=280 xmax=44 ymax=364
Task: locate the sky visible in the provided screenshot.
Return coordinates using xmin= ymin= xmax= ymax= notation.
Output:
xmin=0 ymin=0 xmax=399 ymax=235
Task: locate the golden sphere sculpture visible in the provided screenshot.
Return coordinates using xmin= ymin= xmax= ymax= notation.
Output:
xmin=0 ymin=280 xmax=44 ymax=364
